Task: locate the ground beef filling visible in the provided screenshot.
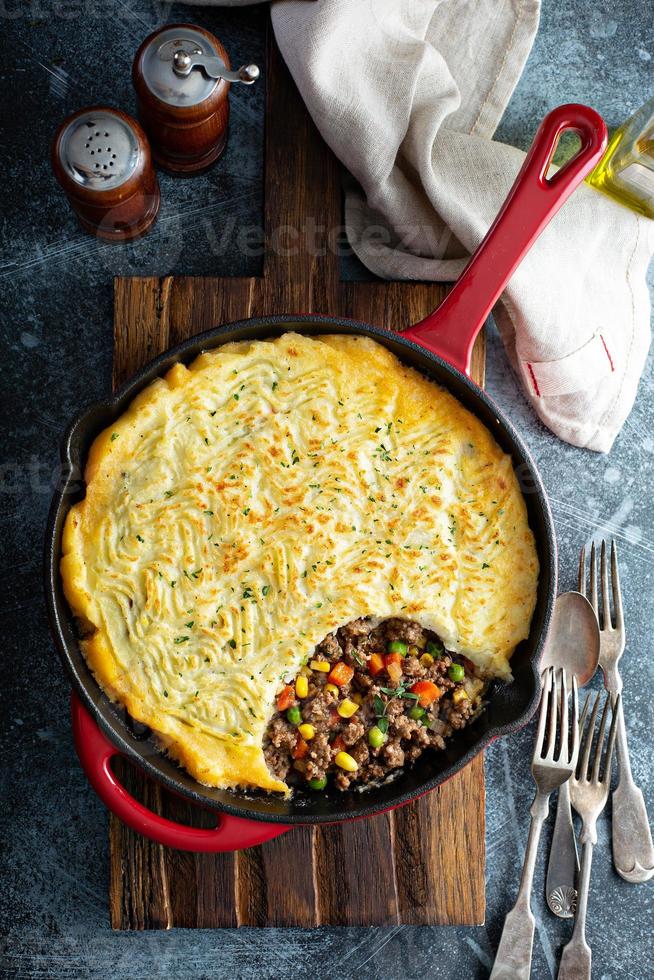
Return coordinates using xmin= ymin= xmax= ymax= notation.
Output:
xmin=264 ymin=617 xmax=482 ymax=792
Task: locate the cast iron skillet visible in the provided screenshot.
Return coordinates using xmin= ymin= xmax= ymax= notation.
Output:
xmin=45 ymin=104 xmax=607 ymax=851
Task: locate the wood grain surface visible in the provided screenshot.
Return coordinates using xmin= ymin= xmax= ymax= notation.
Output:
xmin=109 ymin=29 xmax=486 ymax=930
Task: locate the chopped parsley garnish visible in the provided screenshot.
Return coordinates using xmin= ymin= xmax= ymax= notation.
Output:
xmin=262 ymin=585 xmax=270 ymax=596
xmin=228 ymin=639 xmax=237 ymax=649
xmin=372 ymin=696 xmax=390 ymax=733
xmin=136 ymin=534 xmax=144 ymax=543
xmin=374 ymin=682 xmax=420 ymax=729
xmin=110 ymin=433 xmax=119 ymax=441
xmin=174 ymin=636 xmax=189 ymax=644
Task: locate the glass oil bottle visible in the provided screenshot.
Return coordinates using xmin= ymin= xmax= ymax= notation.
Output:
xmin=586 ymin=95 xmax=654 ymax=218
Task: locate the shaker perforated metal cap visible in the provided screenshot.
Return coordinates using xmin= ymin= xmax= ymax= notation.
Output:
xmin=52 ymin=106 xmax=160 ymax=241
xmin=56 ymin=109 xmax=141 ymax=191
xmin=138 ymin=25 xmax=259 ymax=108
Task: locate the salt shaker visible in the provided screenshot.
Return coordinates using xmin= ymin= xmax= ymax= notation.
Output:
xmin=132 ymin=24 xmax=259 ymax=174
xmin=51 ymin=106 xmax=160 ymax=241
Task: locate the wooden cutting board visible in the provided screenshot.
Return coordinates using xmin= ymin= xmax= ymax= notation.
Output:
xmin=109 ymin=28 xmax=485 ymax=930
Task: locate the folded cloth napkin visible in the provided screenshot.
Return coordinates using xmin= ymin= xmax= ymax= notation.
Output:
xmin=198 ymin=0 xmax=653 ymax=451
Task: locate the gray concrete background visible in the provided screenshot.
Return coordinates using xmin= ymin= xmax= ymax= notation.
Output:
xmin=1 ymin=2 xmax=653 ymax=978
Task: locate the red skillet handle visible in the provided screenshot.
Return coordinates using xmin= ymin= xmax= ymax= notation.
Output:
xmin=403 ymin=103 xmax=608 ymax=376
xmin=71 ymin=693 xmax=291 ymax=852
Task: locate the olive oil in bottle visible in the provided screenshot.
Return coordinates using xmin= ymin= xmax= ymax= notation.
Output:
xmin=586 ymin=95 xmax=654 ymax=218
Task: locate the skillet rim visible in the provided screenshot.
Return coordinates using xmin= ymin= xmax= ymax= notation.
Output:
xmin=45 ymin=314 xmax=556 ymax=824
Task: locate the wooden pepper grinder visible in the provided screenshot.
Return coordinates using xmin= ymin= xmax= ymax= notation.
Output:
xmin=52 ymin=107 xmax=160 ymax=241
xmin=132 ymin=24 xmax=259 ymax=174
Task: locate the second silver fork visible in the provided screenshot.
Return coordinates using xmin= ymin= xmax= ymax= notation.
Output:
xmin=557 ymin=692 xmax=620 ymax=980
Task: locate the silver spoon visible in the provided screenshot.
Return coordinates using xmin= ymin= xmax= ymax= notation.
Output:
xmin=541 ymin=591 xmax=600 ymax=917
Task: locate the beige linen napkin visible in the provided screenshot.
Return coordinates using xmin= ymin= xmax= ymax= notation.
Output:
xmin=199 ymin=0 xmax=654 ymax=451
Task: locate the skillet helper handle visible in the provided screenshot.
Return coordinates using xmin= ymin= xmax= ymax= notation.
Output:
xmin=403 ymin=103 xmax=608 ymax=376
xmin=71 ymin=693 xmax=291 ymax=852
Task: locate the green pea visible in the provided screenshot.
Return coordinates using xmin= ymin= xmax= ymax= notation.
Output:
xmin=286 ymin=705 xmax=302 ymax=725
xmin=387 ymin=640 xmax=408 ymax=656
xmin=368 ymin=725 xmax=387 ymax=748
xmin=408 ymin=706 xmax=425 ymax=720
xmin=448 ymin=663 xmax=465 ymax=683
xmin=308 ymin=776 xmax=328 ymax=790
xmin=426 ymin=640 xmax=444 ymax=657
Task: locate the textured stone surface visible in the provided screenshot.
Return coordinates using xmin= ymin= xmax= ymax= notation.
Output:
xmin=1 ymin=2 xmax=653 ymax=978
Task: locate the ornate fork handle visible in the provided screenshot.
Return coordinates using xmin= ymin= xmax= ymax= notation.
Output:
xmin=609 ymin=695 xmax=654 ymax=883
xmin=490 ymin=793 xmax=549 ymax=980
xmin=557 ymin=840 xmax=594 ymax=980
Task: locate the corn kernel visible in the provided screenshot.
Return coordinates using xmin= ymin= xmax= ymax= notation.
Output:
xmin=298 ymin=723 xmax=315 ymax=741
xmin=420 ymin=653 xmax=434 ymax=668
xmin=310 ymin=660 xmax=331 ymax=672
xmin=325 ymin=682 xmax=339 ymax=696
xmin=334 ymin=751 xmax=358 ymax=772
xmin=295 ymin=675 xmax=309 ymax=699
xmin=452 ymin=688 xmax=469 ymax=704
xmin=337 ymin=698 xmax=359 ymax=719
xmin=408 ymin=645 xmax=419 ymax=658
xmin=351 ymin=692 xmax=363 ymax=706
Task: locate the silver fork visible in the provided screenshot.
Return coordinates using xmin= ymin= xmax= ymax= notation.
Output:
xmin=490 ymin=667 xmax=579 ymax=980
xmin=557 ymin=692 xmax=620 ymax=980
xmin=580 ymin=539 xmax=654 ymax=882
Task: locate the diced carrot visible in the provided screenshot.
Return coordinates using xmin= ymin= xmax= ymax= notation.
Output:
xmin=387 ymin=661 xmax=403 ymax=686
xmin=329 ymin=707 xmax=341 ymax=727
xmin=410 ymin=680 xmax=443 ymax=707
xmin=293 ymin=736 xmax=309 ymax=759
xmin=331 ymin=735 xmax=346 ymax=753
xmin=328 ymin=661 xmax=354 ymax=687
xmin=368 ymin=652 xmax=385 ymax=676
xmin=384 ymin=652 xmax=403 ymax=667
xmin=276 ymin=684 xmax=295 ymax=711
